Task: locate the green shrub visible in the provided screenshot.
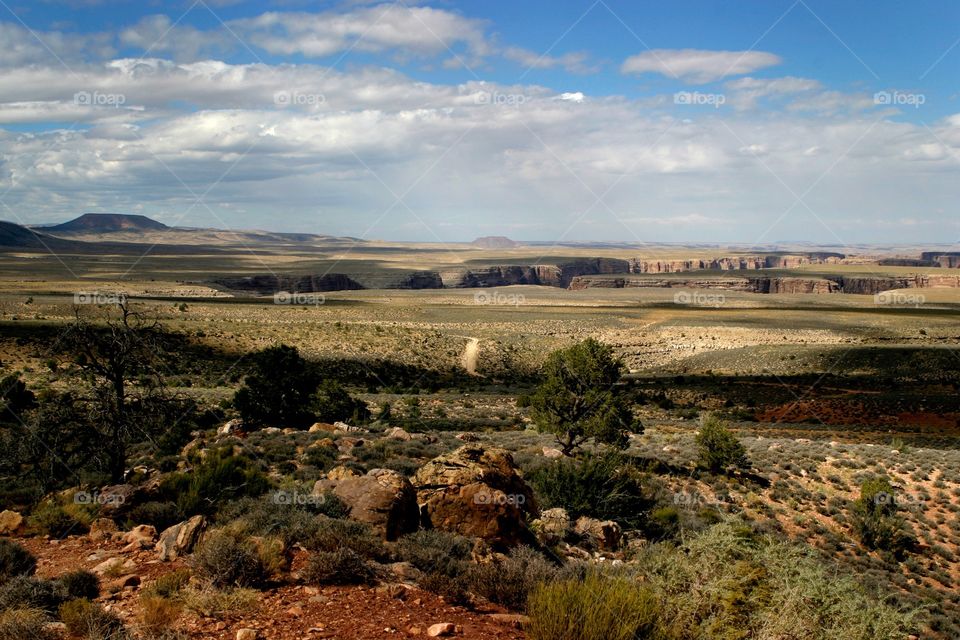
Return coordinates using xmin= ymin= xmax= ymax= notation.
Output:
xmin=396 ymin=529 xmax=472 ymax=577
xmin=468 ymin=546 xmax=559 ymax=612
xmin=311 ymin=380 xmax=370 ymax=425
xmin=139 ymin=593 xmax=182 ymax=637
xmin=418 ymin=570 xmax=470 ymax=605
xmin=233 ymin=345 xmax=319 ymax=428
xmin=58 ymin=598 xmax=125 ymax=639
xmin=529 ymin=452 xmax=649 ymax=529
xmin=301 ymin=549 xmax=376 ymax=586
xmin=127 ymin=501 xmax=180 ymax=531
xmin=528 ymin=338 xmax=640 ymax=455
xmin=160 ymin=450 xmax=270 ymax=517
xmin=637 ymin=521 xmax=920 ymax=640
xmin=305 ymin=517 xmax=386 ymax=561
xmin=191 ymin=530 xmax=267 ymax=589
xmin=696 ymin=414 xmax=749 ymax=473
xmin=851 ymin=476 xmax=914 ymax=558
xmin=0 ymin=607 xmax=49 ymax=640
xmin=55 ymin=570 xmax=99 ymax=600
xmin=527 ymin=572 xmax=659 ymax=640
xmin=216 ymin=493 xmax=347 ymax=548
xmin=0 ymin=576 xmax=67 ymax=614
xmin=143 ymin=569 xmax=191 ymax=599
xmin=26 ymin=502 xmax=88 ymax=538
xmin=0 ymin=539 xmax=36 ymax=581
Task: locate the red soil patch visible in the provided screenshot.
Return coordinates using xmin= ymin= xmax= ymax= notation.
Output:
xmin=14 ymin=534 xmax=525 ymax=640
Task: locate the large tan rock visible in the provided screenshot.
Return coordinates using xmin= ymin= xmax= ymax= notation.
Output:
xmin=0 ymin=510 xmax=24 ymax=535
xmin=122 ymin=525 xmax=157 ymax=551
xmin=314 ymin=467 xmax=418 ymax=541
xmin=412 ymin=445 xmax=537 ymax=549
xmin=88 ymin=518 xmax=119 ymax=542
xmin=573 ymin=516 xmax=622 ymax=551
xmin=155 ymin=516 xmax=205 ymax=561
xmin=532 ymin=508 xmax=570 ymax=546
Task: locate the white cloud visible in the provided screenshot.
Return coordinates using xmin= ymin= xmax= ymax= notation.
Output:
xmin=503 ymin=47 xmax=596 ymax=74
xmin=622 ymin=49 xmax=781 ymax=83
xmin=230 ymin=4 xmax=490 ymax=59
xmin=119 ymin=15 xmax=234 ymax=61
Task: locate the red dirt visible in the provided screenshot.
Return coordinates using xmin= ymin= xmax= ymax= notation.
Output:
xmin=16 ymin=534 xmax=525 ymax=640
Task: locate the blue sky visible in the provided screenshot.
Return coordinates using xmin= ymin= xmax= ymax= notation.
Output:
xmin=0 ymin=0 xmax=958 ymax=243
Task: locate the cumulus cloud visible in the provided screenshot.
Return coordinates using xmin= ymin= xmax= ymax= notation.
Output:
xmin=622 ymin=49 xmax=781 ymax=83
xmin=230 ymin=4 xmax=490 ymax=60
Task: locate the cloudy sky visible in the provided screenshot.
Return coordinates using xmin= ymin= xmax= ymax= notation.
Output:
xmin=0 ymin=0 xmax=958 ymax=243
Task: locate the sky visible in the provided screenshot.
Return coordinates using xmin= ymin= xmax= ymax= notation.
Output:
xmin=0 ymin=0 xmax=958 ymax=244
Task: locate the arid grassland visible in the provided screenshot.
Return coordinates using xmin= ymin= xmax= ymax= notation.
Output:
xmin=0 ymin=235 xmax=958 ymax=639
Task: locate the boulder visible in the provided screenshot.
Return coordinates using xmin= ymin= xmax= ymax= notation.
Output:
xmin=541 ymin=447 xmax=563 ymax=459
xmin=334 ymin=421 xmax=367 ymax=433
xmin=573 ymin=516 xmax=622 ymax=551
xmin=155 ymin=516 xmax=205 ymax=561
xmin=533 ymin=508 xmax=570 ymax=546
xmin=236 ymin=630 xmax=259 ymax=640
xmin=314 ymin=468 xmax=419 ymax=541
xmin=122 ymin=525 xmax=157 ymax=550
xmin=95 ymin=484 xmax=141 ymax=517
xmin=454 ymin=433 xmax=479 ymax=442
xmin=88 ymin=518 xmax=119 ymax=542
xmin=412 ymin=445 xmax=538 ymax=549
xmin=217 ymin=419 xmax=243 ymax=436
xmin=92 ymin=556 xmax=136 ymax=576
xmin=309 ymin=422 xmax=336 ymax=433
xmin=384 ymin=427 xmax=412 ymax=441
xmin=0 ymin=510 xmax=24 ymax=535
xmin=427 ymin=623 xmax=456 ymax=637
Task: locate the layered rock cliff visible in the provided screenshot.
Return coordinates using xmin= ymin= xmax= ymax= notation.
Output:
xmin=568 ymin=273 xmax=960 ymax=294
xmin=567 ymin=276 xmax=839 ymax=294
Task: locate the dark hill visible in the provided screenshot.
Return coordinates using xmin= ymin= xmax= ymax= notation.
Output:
xmin=46 ymin=213 xmax=169 ymax=233
xmin=0 ymin=220 xmax=81 ymax=250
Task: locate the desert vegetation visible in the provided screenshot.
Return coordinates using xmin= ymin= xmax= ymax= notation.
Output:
xmin=0 ymin=275 xmax=956 ymax=639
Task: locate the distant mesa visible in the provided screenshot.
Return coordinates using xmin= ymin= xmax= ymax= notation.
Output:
xmin=471 ymin=236 xmax=520 ymax=249
xmin=46 ymin=213 xmax=170 ymax=234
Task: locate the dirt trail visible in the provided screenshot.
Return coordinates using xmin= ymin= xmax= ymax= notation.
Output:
xmin=462 ymin=337 xmax=480 ymax=375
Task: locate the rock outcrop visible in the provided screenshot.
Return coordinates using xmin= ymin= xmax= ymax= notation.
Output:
xmin=314 ymin=467 xmax=419 ymax=541
xmin=412 ymin=445 xmax=537 ymax=549
xmin=0 ymin=510 xmax=23 ymax=535
xmin=155 ymin=516 xmax=205 ymax=561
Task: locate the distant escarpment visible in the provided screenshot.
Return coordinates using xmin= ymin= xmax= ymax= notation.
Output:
xmin=628 ymin=253 xmax=845 ymax=273
xmin=568 ymin=273 xmax=960 ymax=294
xmin=921 ymin=252 xmax=960 ymax=268
xmin=568 ymin=276 xmax=839 ymax=294
xmin=444 ymin=258 xmax=630 ymax=288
